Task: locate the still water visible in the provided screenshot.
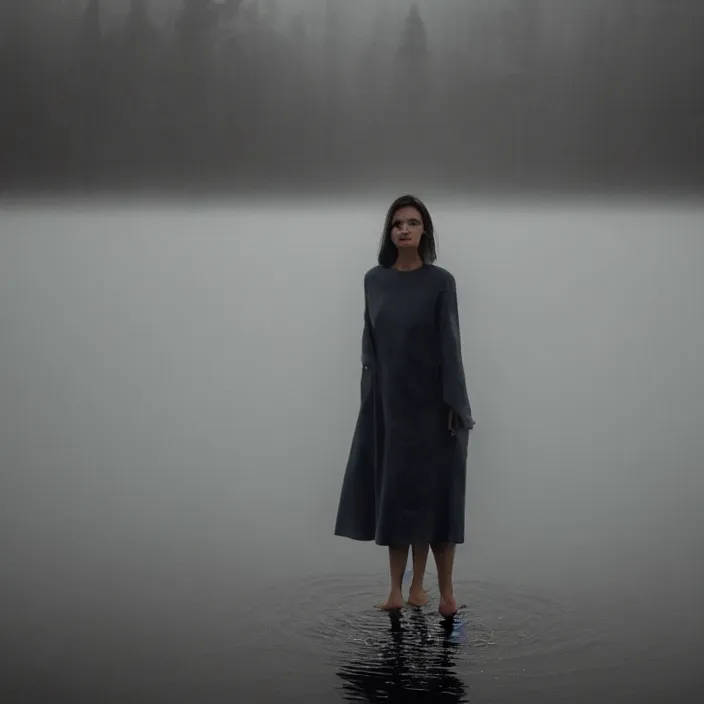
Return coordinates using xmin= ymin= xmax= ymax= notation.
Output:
xmin=2 ymin=569 xmax=699 ymax=702
xmin=1 ymin=196 xmax=703 ymax=702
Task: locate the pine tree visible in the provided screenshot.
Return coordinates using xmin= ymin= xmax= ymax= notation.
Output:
xmin=397 ymin=3 xmax=429 ymax=68
xmin=175 ymin=0 xmax=217 ymax=67
xmin=394 ymin=4 xmax=431 ymax=109
xmin=320 ymin=0 xmax=342 ymax=174
xmin=170 ymin=0 xmax=219 ymax=174
xmin=0 ymin=0 xmax=37 ymax=185
xmin=79 ymin=0 xmax=102 ymax=74
xmin=125 ymin=0 xmax=157 ymax=57
xmin=117 ymin=0 xmax=160 ymax=183
xmin=73 ymin=0 xmax=106 ymax=185
xmin=390 ymin=3 xmax=433 ymax=172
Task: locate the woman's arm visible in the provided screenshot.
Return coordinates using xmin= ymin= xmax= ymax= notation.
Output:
xmin=361 ymin=279 xmax=373 ymax=368
xmin=438 ymin=274 xmax=474 ymax=432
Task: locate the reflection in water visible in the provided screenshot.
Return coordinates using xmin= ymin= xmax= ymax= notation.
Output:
xmin=336 ymin=609 xmax=469 ymax=702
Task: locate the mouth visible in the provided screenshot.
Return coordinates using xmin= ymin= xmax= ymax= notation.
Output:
xmin=397 ymin=235 xmax=412 ymax=242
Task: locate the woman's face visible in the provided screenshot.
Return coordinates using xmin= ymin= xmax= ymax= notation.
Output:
xmin=390 ymin=206 xmax=424 ymax=250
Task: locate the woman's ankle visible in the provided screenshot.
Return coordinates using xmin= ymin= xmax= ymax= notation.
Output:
xmin=409 ymin=577 xmax=425 ymax=591
xmin=439 ymin=589 xmax=455 ymax=603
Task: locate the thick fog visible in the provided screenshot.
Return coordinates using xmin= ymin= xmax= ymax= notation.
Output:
xmin=2 ymin=0 xmax=703 ymax=195
xmin=2 ymin=200 xmax=703 ymax=620
xmin=3 ymin=2 xmax=704 ymax=700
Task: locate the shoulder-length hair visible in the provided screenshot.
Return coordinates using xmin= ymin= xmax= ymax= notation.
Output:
xmin=377 ymin=194 xmax=437 ymax=267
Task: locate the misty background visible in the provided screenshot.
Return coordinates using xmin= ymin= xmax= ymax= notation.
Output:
xmin=2 ymin=0 xmax=704 ymax=196
xmin=2 ymin=1 xmax=704 ymax=701
xmin=2 ymin=201 xmax=703 ymax=626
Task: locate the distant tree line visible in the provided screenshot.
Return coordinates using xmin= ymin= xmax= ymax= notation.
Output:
xmin=1 ymin=0 xmax=703 ymax=195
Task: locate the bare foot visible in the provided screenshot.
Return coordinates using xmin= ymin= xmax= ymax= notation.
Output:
xmin=407 ymin=585 xmax=429 ymax=607
xmin=375 ymin=592 xmax=405 ymax=611
xmin=439 ymin=596 xmax=465 ymax=618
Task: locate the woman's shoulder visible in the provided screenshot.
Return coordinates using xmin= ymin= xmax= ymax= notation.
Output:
xmin=363 ymin=265 xmax=385 ymax=284
xmin=425 ymin=264 xmax=457 ymax=286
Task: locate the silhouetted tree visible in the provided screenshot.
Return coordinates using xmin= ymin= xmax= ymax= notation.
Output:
xmin=71 ymin=0 xmax=108 ymax=185
xmin=125 ymin=0 xmax=158 ymax=56
xmin=165 ymin=0 xmax=219 ymax=173
xmin=0 ymin=0 xmax=34 ymax=185
xmin=352 ymin=0 xmax=396 ymax=174
xmin=497 ymin=0 xmax=544 ymax=186
xmin=390 ymin=4 xmax=433 ymax=170
xmin=280 ymin=11 xmax=314 ymax=178
xmin=78 ymin=0 xmax=103 ymax=78
xmin=111 ymin=0 xmax=161 ymax=183
xmin=212 ymin=0 xmax=246 ymax=178
xmin=321 ymin=0 xmax=343 ymax=173
xmin=395 ymin=4 xmax=430 ymax=94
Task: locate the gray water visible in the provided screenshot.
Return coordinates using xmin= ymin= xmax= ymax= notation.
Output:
xmin=1 ymin=197 xmax=703 ymax=702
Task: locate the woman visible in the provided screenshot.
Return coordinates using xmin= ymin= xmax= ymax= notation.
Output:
xmin=334 ymin=194 xmax=475 ymax=618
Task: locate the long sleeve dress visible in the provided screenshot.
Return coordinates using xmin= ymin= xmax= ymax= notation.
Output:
xmin=334 ymin=263 xmax=475 ymax=547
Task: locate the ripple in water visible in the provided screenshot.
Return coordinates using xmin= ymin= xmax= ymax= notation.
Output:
xmin=246 ymin=574 xmax=669 ymax=702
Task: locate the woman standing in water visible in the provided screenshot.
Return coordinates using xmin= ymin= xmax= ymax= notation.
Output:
xmin=334 ymin=194 xmax=475 ymax=618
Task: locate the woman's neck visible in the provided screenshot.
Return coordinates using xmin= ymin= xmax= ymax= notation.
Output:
xmin=393 ymin=251 xmax=423 ymax=271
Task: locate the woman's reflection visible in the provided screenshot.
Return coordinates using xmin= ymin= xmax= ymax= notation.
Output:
xmin=336 ymin=608 xmax=469 ymax=702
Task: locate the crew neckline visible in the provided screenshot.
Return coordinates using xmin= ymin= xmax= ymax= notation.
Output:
xmin=389 ymin=262 xmax=427 ymax=273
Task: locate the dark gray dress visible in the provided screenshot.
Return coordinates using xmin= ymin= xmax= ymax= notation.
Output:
xmin=334 ymin=263 xmax=475 ymax=547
